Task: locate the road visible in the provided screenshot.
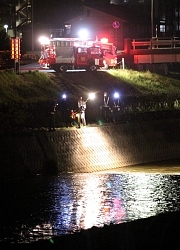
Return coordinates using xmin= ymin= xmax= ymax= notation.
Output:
xmin=20 ymin=62 xmax=55 ymax=73
xmin=20 ymin=62 xmax=105 ymax=73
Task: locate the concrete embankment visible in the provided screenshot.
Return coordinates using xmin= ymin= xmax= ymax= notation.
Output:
xmin=0 ymin=118 xmax=180 ymax=180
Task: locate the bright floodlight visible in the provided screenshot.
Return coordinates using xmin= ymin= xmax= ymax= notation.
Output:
xmin=114 ymin=92 xmax=120 ymax=99
xmin=62 ymin=94 xmax=67 ymax=99
xmin=79 ymin=29 xmax=88 ymax=39
xmin=39 ymin=36 xmax=49 ymax=45
xmin=88 ymin=93 xmax=95 ymax=100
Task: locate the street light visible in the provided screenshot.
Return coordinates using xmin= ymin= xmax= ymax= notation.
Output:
xmin=4 ymin=24 xmax=8 ymax=33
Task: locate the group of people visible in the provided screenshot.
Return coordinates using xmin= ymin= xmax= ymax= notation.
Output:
xmin=48 ymin=96 xmax=86 ymax=131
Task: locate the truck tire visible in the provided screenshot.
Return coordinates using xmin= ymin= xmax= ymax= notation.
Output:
xmin=89 ymin=64 xmax=97 ymax=71
xmin=59 ymin=64 xmax=68 ymax=72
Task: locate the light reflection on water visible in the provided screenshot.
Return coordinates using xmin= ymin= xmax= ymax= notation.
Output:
xmin=0 ymin=173 xmax=180 ymax=243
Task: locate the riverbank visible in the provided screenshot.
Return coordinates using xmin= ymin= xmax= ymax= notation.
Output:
xmin=1 ymin=117 xmax=180 ymax=181
xmin=99 ymin=158 xmax=180 ymax=174
xmin=1 ymin=69 xmax=180 ymax=132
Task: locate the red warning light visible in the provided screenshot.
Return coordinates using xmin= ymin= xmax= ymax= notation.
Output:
xmin=11 ymin=38 xmax=20 ymax=59
xmin=101 ymin=38 xmax=108 ymax=43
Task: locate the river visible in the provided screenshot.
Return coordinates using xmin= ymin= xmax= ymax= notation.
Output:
xmin=0 ymin=170 xmax=180 ymax=244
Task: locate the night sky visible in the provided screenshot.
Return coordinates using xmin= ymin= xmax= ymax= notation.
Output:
xmin=33 ymin=0 xmax=111 ymax=28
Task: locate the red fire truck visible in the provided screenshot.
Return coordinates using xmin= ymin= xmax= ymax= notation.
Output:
xmin=39 ymin=38 xmax=117 ymax=72
xmin=90 ymin=38 xmax=117 ymax=70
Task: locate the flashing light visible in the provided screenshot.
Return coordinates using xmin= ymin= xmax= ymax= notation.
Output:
xmin=11 ymin=38 xmax=20 ymax=60
xmin=62 ymin=94 xmax=67 ymax=99
xmin=78 ymin=29 xmax=89 ymax=39
xmin=114 ymin=92 xmax=120 ymax=99
xmin=101 ymin=38 xmax=108 ymax=43
xmin=113 ymin=92 xmax=120 ymax=107
xmin=39 ymin=36 xmax=50 ymax=45
xmin=85 ymin=93 xmax=95 ymax=102
xmin=88 ymin=93 xmax=95 ymax=100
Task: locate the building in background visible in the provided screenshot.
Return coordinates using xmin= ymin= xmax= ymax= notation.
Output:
xmin=109 ymin=0 xmax=180 ymax=38
xmin=63 ymin=5 xmax=127 ymax=50
xmin=0 ymin=0 xmax=180 ymax=52
xmin=0 ymin=2 xmax=13 ymax=35
xmin=63 ymin=3 xmax=151 ymax=50
xmin=0 ymin=0 xmax=31 ymax=35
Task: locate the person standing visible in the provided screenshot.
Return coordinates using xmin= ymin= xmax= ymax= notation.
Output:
xmin=77 ymin=96 xmax=86 ymax=128
xmin=48 ymin=101 xmax=57 ymax=131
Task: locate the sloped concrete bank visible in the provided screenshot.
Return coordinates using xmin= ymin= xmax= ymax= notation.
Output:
xmin=0 ymin=118 xmax=180 ymax=180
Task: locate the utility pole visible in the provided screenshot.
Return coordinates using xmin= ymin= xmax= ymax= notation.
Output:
xmin=13 ymin=0 xmax=20 ymax=74
xmin=31 ymin=0 xmax=34 ymax=51
xmin=151 ymin=0 xmax=154 ymax=38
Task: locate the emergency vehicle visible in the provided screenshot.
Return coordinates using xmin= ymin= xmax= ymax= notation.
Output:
xmin=39 ymin=38 xmax=117 ymax=72
xmin=91 ymin=39 xmax=117 ymax=70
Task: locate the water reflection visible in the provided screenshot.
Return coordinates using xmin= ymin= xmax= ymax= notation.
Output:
xmin=0 ymin=173 xmax=180 ymax=243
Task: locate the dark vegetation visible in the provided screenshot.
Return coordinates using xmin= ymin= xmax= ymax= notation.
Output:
xmin=0 ymin=69 xmax=180 ymax=133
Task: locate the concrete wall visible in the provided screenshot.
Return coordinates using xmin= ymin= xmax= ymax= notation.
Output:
xmin=1 ymin=118 xmax=180 ymax=180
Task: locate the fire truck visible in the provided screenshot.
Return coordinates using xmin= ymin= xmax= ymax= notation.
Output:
xmin=39 ymin=38 xmax=117 ymax=72
xmin=90 ymin=39 xmax=117 ymax=70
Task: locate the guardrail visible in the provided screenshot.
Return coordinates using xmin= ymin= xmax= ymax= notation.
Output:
xmin=131 ymin=37 xmax=180 ymax=50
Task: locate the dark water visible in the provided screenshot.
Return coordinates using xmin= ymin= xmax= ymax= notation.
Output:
xmin=0 ymin=172 xmax=180 ymax=244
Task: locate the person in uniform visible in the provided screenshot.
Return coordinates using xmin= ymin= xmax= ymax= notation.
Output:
xmin=48 ymin=101 xmax=57 ymax=131
xmin=77 ymin=96 xmax=86 ymax=128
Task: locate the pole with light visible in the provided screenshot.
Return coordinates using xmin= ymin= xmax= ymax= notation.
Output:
xmin=86 ymin=92 xmax=95 ymax=103
xmin=12 ymin=0 xmax=20 ymax=74
xmin=112 ymin=92 xmax=120 ymax=123
xmin=4 ymin=24 xmax=8 ymax=33
xmin=113 ymin=92 xmax=120 ymax=107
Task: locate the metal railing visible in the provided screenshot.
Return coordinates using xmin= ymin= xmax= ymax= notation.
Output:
xmin=131 ymin=37 xmax=180 ymax=50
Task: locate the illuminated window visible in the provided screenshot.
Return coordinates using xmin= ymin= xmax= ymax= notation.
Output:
xmin=160 ymin=24 xmax=165 ymax=33
xmin=175 ymin=7 xmax=180 ymax=17
xmin=65 ymin=24 xmax=71 ymax=35
xmin=176 ymin=24 xmax=180 ymax=31
xmin=78 ymin=47 xmax=87 ymax=53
